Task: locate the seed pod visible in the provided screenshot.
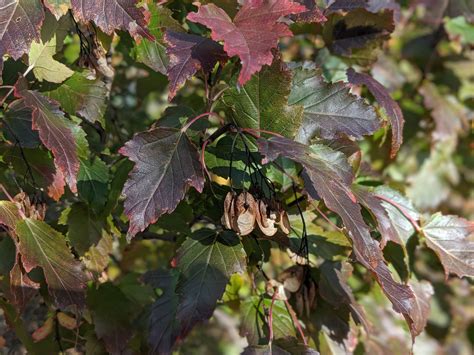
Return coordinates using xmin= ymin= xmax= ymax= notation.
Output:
xmin=278 ymin=265 xmax=304 ymax=293
xmin=222 ymin=191 xmax=236 ymax=230
xmin=256 ymin=200 xmax=278 ymax=236
xmin=233 ymin=192 xmax=257 ymax=236
xmin=278 ymin=210 xmax=291 ymax=234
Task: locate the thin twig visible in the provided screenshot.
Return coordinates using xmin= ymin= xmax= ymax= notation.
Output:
xmin=284 ymin=299 xmax=308 ymax=346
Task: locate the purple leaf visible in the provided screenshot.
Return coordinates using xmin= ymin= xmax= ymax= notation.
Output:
xmin=164 ymin=31 xmax=227 ymax=101
xmin=347 ymin=68 xmax=404 ymax=158
xmin=120 ymin=127 xmax=205 ymax=238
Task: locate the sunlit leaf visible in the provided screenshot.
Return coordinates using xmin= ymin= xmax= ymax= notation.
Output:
xmin=15 ymin=218 xmax=89 ymax=308
xmin=187 ymin=0 xmax=305 ymax=85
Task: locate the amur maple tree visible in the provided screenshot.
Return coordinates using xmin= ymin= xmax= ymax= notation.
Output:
xmin=0 ymin=0 xmax=473 ymax=354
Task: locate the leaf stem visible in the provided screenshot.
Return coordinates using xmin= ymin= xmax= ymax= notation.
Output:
xmin=284 ymin=299 xmax=308 ymax=346
xmin=0 ymin=65 xmax=33 ymax=107
xmin=268 ymin=290 xmax=278 ymax=346
xmin=375 ymin=194 xmax=422 ymax=233
xmin=181 ymin=112 xmax=220 ymax=132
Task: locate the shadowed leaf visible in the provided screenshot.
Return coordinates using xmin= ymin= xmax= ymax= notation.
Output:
xmin=164 ymin=31 xmax=227 ymax=100
xmin=133 ymin=4 xmax=183 ymax=74
xmin=144 ymin=268 xmax=180 ymax=355
xmin=175 ymin=229 xmax=246 ymax=338
xmin=347 ymin=68 xmax=404 ymax=158
xmin=43 ymin=0 xmax=71 ymax=20
xmin=241 ymin=296 xmax=296 ymax=345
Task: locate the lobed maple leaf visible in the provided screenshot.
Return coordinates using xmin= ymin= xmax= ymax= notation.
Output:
xmin=164 ymin=31 xmax=227 ymax=101
xmin=15 ymin=218 xmax=89 ymax=308
xmin=289 ymin=68 xmax=381 ymax=143
xmin=143 ymin=269 xmax=180 ymax=355
xmin=120 ymin=127 xmax=205 ymax=238
xmin=347 ymin=68 xmax=404 ymax=158
xmin=223 ymin=59 xmax=304 ymax=138
xmin=258 ymin=136 xmax=425 ymax=339
xmin=0 ymin=0 xmax=44 ymax=60
xmin=45 ymin=71 xmax=109 ymax=125
xmin=353 ymin=184 xmax=403 ymax=248
xmin=175 ymin=229 xmax=246 ymax=340
xmin=70 ymin=0 xmax=153 ymax=40
xmin=14 ymin=82 xmax=81 ymax=195
xmin=187 ymin=0 xmax=306 ymax=85
xmin=422 ymin=213 xmax=474 ymax=278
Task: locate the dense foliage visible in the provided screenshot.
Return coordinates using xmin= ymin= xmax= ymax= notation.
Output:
xmin=0 ymin=0 xmax=473 ymax=354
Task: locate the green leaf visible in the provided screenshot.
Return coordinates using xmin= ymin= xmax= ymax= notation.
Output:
xmin=422 ymin=213 xmax=474 ymax=278
xmin=133 ymin=4 xmax=183 ymax=74
xmin=445 ymin=16 xmax=474 ymax=44
xmin=175 ymin=229 xmax=246 ymax=337
xmin=0 ymin=200 xmax=21 ymax=230
xmin=87 ymin=283 xmax=135 ymax=354
xmin=143 ymin=268 xmax=180 ymax=355
xmin=44 ymin=71 xmax=109 ymax=125
xmin=15 ymin=218 xmax=89 ymax=308
xmin=289 ymin=67 xmax=380 ymax=143
xmin=64 ymin=202 xmax=106 ymax=255
xmin=240 ymin=296 xmax=296 ymax=346
xmin=77 ymin=157 xmax=109 ymax=211
xmin=223 ymin=59 xmax=304 ymax=138
xmin=28 ymin=13 xmax=73 ymax=83
xmin=323 ymin=8 xmax=395 ymax=65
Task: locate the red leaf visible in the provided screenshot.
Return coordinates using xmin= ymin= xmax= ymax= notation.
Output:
xmin=347 ymin=68 xmax=404 ymax=158
xmin=15 ymin=85 xmax=80 ymax=194
xmin=187 ymin=0 xmax=305 ymax=85
xmin=164 ymin=31 xmax=228 ymax=101
xmin=120 ymin=127 xmax=205 ymax=238
xmin=71 ymin=0 xmax=154 ymax=40
xmin=0 ymin=0 xmax=44 ymax=60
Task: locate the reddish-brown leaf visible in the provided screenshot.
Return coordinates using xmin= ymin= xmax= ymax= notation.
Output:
xmin=258 ymin=136 xmax=423 ymax=338
xmin=0 ymin=0 xmax=44 ymax=60
xmin=10 ymin=253 xmax=40 ymax=311
xmin=408 ymin=279 xmax=433 ymax=338
xmin=353 ymin=184 xmax=402 ymax=248
xmin=187 ymin=0 xmax=305 ymax=85
xmin=15 ymin=85 xmax=80 ymax=194
xmin=120 ymin=127 xmax=205 ymax=238
xmin=347 ymin=68 xmax=404 ymax=158
xmin=422 ymin=213 xmax=474 ymax=278
xmin=71 ymin=0 xmax=153 ymax=40
xmin=291 ymin=0 xmax=327 ymax=23
xmin=164 ymin=31 xmax=227 ymax=101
